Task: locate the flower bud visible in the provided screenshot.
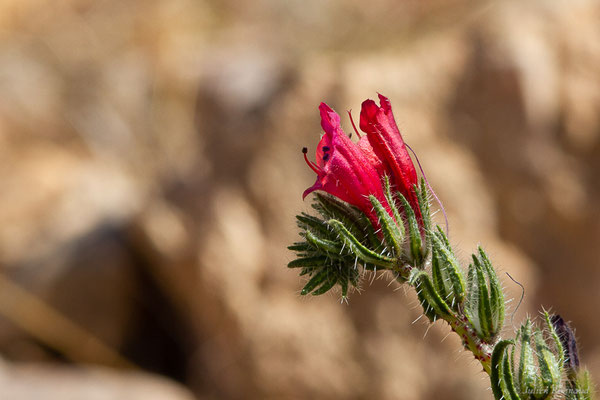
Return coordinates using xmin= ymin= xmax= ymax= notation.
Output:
xmin=491 ymin=318 xmax=564 ymax=400
xmin=549 ymin=314 xmax=595 ymax=400
xmin=464 ymin=247 xmax=505 ymax=342
xmin=431 ymin=226 xmax=465 ymax=312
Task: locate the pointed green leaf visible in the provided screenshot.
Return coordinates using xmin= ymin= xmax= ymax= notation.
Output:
xmin=288 ymin=256 xmax=328 ymax=268
xmin=327 ymin=219 xmax=397 ymax=268
xmin=518 ymin=320 xmax=537 ymax=397
xmin=491 ymin=340 xmax=519 ymax=400
xmin=432 ymin=227 xmax=465 ymax=310
xmin=431 ymin=247 xmax=450 ymax=307
xmin=501 ymin=346 xmax=521 ymax=400
xmin=398 ymin=193 xmax=423 ymax=266
xmin=287 ymin=242 xmax=312 ymax=252
xmin=305 ymin=230 xmax=344 ymax=255
xmin=370 ymin=195 xmax=403 ymax=257
xmin=299 ymin=266 xmax=318 ymax=276
xmin=382 ymin=176 xmax=405 ymax=239
xmin=478 ymin=247 xmax=505 ymax=336
xmin=410 ymin=270 xmax=453 ymax=320
xmin=572 ymin=369 xmax=594 ymax=400
xmin=472 ymin=256 xmax=491 ymax=340
xmin=340 ymin=277 xmax=349 ymax=298
xmin=544 ymin=312 xmax=565 ymax=368
xmin=296 ymin=213 xmax=331 ymax=236
xmin=416 ymin=179 xmax=432 ymax=233
xmin=311 ymin=273 xmax=338 ymax=296
xmin=465 ymin=263 xmax=482 ymax=335
xmin=314 ymin=193 xmax=379 ymax=249
xmin=534 ymin=329 xmax=561 ymax=398
xmin=301 ymin=269 xmax=329 ymax=295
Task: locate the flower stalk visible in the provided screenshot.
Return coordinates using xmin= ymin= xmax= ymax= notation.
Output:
xmin=288 ymin=95 xmax=595 ymax=399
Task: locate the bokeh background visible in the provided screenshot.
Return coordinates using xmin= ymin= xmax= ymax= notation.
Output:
xmin=0 ymin=0 xmax=599 ymax=399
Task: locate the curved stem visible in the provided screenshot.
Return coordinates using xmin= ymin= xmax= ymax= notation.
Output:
xmin=394 ymin=260 xmax=493 ymax=375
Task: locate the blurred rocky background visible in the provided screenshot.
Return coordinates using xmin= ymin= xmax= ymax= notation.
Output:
xmin=0 ymin=0 xmax=598 ymax=399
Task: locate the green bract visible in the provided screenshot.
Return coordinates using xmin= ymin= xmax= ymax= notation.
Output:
xmin=289 ymin=177 xmax=595 ymax=400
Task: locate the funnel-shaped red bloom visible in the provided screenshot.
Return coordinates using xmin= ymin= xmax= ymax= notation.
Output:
xmin=303 ymin=103 xmax=390 ymax=226
xmin=360 ymin=94 xmax=420 ymax=217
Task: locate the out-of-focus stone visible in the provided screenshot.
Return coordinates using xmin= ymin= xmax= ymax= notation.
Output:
xmin=0 ymin=0 xmax=599 ymax=399
xmin=0 ymin=360 xmax=197 ymax=400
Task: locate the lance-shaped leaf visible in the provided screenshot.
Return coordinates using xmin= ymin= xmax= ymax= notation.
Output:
xmin=327 ymin=219 xmax=397 ymax=268
xmin=310 ymin=273 xmax=338 ymax=296
xmin=431 ymin=226 xmax=465 ymax=312
xmin=475 ymin=261 xmax=492 ymax=338
xmin=382 ymin=176 xmax=405 ymax=239
xmin=369 ymin=195 xmax=404 ymax=257
xmin=314 ymin=193 xmax=379 ymax=249
xmin=566 ymin=369 xmax=594 ymax=400
xmin=544 ymin=312 xmax=565 ymax=368
xmin=416 ymin=179 xmax=432 ymax=235
xmin=297 ymin=257 xmax=360 ymax=297
xmin=287 ymin=242 xmax=312 ymax=253
xmin=287 ymin=255 xmax=328 ymax=269
xmin=296 ymin=213 xmax=334 ymax=239
xmin=305 ymin=230 xmax=344 ymax=256
xmin=518 ymin=320 xmax=537 ymax=397
xmin=491 ymin=340 xmax=520 ymax=400
xmin=478 ymin=247 xmax=505 ymax=334
xmin=398 ymin=192 xmax=424 ymax=266
xmin=534 ymin=329 xmax=561 ymax=398
xmin=301 ymin=268 xmax=330 ymax=295
xmin=410 ymin=270 xmax=453 ymax=321
xmin=465 ymin=263 xmax=487 ymax=340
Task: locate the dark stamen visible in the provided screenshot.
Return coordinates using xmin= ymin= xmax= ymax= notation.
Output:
xmin=323 ymin=153 xmax=330 ymax=161
xmin=302 ymin=148 xmax=322 ymax=174
xmin=322 ymin=146 xmax=330 ymax=152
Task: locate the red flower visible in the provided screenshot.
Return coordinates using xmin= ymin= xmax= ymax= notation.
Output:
xmin=303 ymin=103 xmax=390 ymax=226
xmin=360 ymin=94 xmax=420 ymax=218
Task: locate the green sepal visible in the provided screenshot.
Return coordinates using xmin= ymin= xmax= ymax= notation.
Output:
xmin=566 ymin=369 xmax=594 ymax=400
xmin=382 ymin=176 xmax=405 ymax=239
xmin=339 ymin=277 xmax=349 ymax=299
xmin=534 ymin=329 xmax=561 ymax=399
xmin=313 ymin=193 xmax=380 ymax=249
xmin=491 ymin=340 xmax=520 ymax=400
xmin=299 ymin=266 xmax=318 ymax=276
xmin=478 ymin=247 xmax=505 ymax=336
xmin=287 ymin=242 xmax=312 ymax=252
xmin=416 ymin=179 xmax=432 ymax=239
xmin=398 ymin=193 xmax=424 ymax=266
xmin=327 ymin=219 xmax=397 ymax=268
xmin=465 ymin=264 xmax=482 ymax=338
xmin=474 ymin=258 xmax=492 ymax=339
xmin=287 ymin=256 xmax=328 ymax=268
xmin=431 ymin=251 xmax=449 ymax=309
xmin=465 ymin=249 xmax=504 ymax=342
xmin=431 ymin=226 xmax=465 ymax=311
xmin=298 ymin=260 xmax=359 ymax=297
xmin=296 ymin=213 xmax=333 ymax=238
xmin=518 ymin=320 xmax=537 ymax=397
xmin=304 ymin=230 xmax=344 ymax=256
xmin=409 ymin=270 xmax=454 ymax=321
xmin=543 ymin=311 xmax=565 ymax=367
xmin=301 ymin=268 xmax=329 ymax=295
xmin=310 ymin=273 xmax=338 ymax=296
xmin=369 ymin=195 xmax=404 ymax=258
